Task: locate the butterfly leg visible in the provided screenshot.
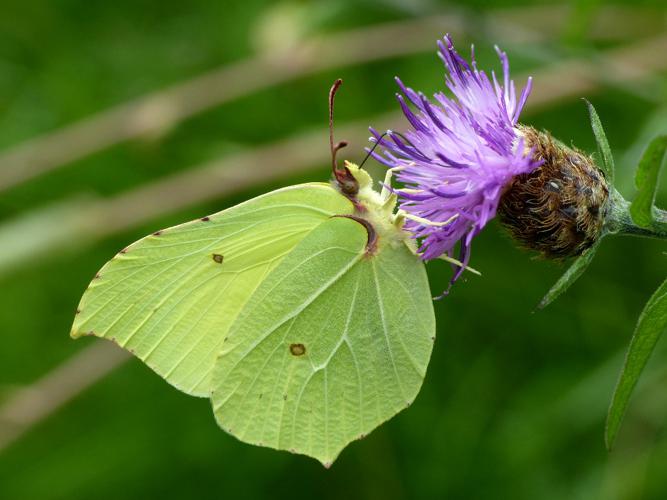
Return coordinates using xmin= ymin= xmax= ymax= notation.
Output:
xmin=380 ymin=166 xmax=405 ymax=203
xmin=401 ymin=212 xmax=459 ymax=227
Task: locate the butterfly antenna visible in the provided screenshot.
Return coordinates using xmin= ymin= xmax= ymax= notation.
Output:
xmin=359 ymin=130 xmax=426 ymax=169
xmin=360 ymin=131 xmax=390 ymax=168
xmin=328 ymin=79 xmax=358 ymax=197
xmin=328 ymin=79 xmax=348 ymax=174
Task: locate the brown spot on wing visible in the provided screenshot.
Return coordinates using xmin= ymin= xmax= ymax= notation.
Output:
xmin=289 ymin=343 xmax=306 ymax=356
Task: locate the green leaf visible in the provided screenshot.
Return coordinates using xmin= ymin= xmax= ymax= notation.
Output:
xmin=72 ymin=183 xmax=354 ymax=396
xmin=630 ymin=135 xmax=667 ymax=228
xmin=211 ymin=216 xmax=435 ymax=466
xmin=538 ymin=239 xmax=601 ymax=309
xmin=584 ymin=99 xmax=615 ymax=183
xmin=606 ymin=278 xmax=667 ymax=450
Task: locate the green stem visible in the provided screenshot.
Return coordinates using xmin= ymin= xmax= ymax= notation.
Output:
xmin=606 ymin=191 xmax=667 ymax=239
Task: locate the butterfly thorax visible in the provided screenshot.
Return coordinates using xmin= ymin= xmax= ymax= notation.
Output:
xmin=336 ymin=161 xmax=413 ymax=254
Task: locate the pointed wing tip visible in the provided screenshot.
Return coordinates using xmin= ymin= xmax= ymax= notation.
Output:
xmin=316 ymin=450 xmax=342 ymax=469
xmin=70 ymin=323 xmax=91 ymax=339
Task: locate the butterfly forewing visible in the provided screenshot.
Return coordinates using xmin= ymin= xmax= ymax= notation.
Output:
xmin=71 ymin=183 xmax=354 ymax=396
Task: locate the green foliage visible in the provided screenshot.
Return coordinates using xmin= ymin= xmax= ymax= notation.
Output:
xmin=584 ymin=99 xmax=615 ymax=183
xmin=606 ymin=278 xmax=667 ymax=449
xmin=605 ymin=134 xmax=667 ymax=450
xmin=630 ymin=135 xmax=667 ymax=228
xmin=2 ymin=0 xmax=667 ymax=498
xmin=538 ymin=239 xmax=601 ymax=310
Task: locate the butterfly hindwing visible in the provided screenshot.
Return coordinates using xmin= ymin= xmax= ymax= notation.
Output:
xmin=210 ymin=216 xmax=435 ymax=465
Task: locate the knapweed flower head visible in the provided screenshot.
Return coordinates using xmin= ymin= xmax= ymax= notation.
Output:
xmin=370 ymin=35 xmax=542 ymax=282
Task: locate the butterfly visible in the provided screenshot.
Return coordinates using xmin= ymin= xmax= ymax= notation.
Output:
xmin=70 ymin=80 xmax=436 ymax=466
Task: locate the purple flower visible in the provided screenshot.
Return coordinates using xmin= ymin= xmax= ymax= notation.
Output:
xmin=370 ymin=35 xmax=541 ymax=285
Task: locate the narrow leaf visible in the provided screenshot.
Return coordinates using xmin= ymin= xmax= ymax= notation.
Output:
xmin=584 ymin=99 xmax=615 ymax=183
xmin=606 ymin=278 xmax=667 ymax=449
xmin=630 ymin=135 xmax=667 ymax=228
xmin=538 ymin=239 xmax=601 ymax=309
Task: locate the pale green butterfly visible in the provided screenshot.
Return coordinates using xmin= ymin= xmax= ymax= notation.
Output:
xmin=71 ymin=81 xmax=437 ymax=466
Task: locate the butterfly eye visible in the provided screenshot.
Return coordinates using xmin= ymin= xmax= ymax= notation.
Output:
xmin=333 ymin=165 xmax=359 ymax=197
xmin=340 ymin=179 xmax=357 ymax=195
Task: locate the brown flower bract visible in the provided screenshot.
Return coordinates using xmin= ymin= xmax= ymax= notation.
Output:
xmin=498 ymin=126 xmax=609 ymax=258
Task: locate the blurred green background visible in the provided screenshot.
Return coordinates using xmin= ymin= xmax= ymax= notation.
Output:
xmin=0 ymin=0 xmax=666 ymax=498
